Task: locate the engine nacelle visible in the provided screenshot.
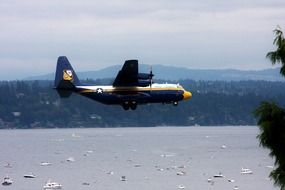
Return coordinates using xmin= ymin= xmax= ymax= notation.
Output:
xmin=138 ymin=73 xmax=152 ymax=80
xmin=137 ymin=79 xmax=151 ymax=87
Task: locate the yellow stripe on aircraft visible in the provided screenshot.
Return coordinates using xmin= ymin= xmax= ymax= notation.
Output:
xmin=79 ymin=87 xmax=184 ymax=94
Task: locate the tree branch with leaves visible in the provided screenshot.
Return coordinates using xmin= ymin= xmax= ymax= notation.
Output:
xmin=266 ymin=26 xmax=285 ymax=76
xmin=255 ymin=26 xmax=285 ymax=190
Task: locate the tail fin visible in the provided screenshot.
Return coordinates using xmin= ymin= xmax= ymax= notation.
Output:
xmin=54 ymin=56 xmax=81 ymax=97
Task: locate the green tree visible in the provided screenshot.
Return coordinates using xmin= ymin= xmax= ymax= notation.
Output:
xmin=255 ymin=26 xmax=285 ymax=189
xmin=266 ymin=26 xmax=285 ymax=76
xmin=255 ymin=102 xmax=285 ymax=189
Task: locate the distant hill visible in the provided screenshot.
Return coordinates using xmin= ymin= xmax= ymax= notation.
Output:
xmin=25 ymin=64 xmax=283 ymax=81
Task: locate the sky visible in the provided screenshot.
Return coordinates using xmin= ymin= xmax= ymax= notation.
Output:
xmin=0 ymin=0 xmax=285 ymax=80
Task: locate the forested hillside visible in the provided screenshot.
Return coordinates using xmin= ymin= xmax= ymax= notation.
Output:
xmin=0 ymin=80 xmax=284 ymax=128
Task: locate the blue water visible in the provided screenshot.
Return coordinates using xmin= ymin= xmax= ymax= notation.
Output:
xmin=0 ymin=127 xmax=277 ymax=190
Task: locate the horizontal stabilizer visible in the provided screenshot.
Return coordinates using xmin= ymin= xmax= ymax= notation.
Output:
xmin=56 ymin=89 xmax=73 ymax=98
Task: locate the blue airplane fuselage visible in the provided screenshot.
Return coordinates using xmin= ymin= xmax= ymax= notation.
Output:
xmin=76 ymin=85 xmax=190 ymax=105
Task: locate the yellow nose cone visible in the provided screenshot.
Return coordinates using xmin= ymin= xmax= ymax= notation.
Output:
xmin=183 ymin=91 xmax=192 ymax=100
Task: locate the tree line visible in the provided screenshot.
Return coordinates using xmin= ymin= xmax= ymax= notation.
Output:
xmin=0 ymin=79 xmax=284 ymax=129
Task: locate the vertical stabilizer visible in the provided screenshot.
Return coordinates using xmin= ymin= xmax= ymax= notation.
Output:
xmin=54 ymin=56 xmax=81 ymax=97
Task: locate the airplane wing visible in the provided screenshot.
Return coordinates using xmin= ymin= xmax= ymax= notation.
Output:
xmin=113 ymin=60 xmax=138 ymax=87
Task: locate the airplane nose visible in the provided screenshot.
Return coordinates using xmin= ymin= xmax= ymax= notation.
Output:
xmin=183 ymin=91 xmax=192 ymax=100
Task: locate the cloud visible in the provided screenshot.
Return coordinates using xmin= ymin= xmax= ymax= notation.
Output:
xmin=0 ymin=0 xmax=284 ymax=79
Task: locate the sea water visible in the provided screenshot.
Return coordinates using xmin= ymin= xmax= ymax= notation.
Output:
xmin=0 ymin=127 xmax=277 ymax=190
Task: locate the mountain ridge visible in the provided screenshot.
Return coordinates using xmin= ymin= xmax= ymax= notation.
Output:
xmin=25 ymin=64 xmax=283 ymax=81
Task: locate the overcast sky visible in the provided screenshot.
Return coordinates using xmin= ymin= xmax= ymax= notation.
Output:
xmin=0 ymin=0 xmax=284 ymax=80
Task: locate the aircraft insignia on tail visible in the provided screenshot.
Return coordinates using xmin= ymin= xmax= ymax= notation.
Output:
xmin=63 ymin=70 xmax=73 ymax=81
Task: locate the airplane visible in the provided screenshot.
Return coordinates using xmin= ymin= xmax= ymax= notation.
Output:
xmin=54 ymin=56 xmax=192 ymax=110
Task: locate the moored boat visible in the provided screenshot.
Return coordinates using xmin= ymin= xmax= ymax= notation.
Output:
xmin=43 ymin=180 xmax=62 ymax=189
xmin=2 ymin=176 xmax=13 ymax=186
xmin=24 ymin=173 xmax=36 ymax=178
xmin=241 ymin=168 xmax=253 ymax=174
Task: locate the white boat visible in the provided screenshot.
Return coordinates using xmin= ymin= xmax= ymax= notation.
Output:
xmin=4 ymin=163 xmax=12 ymax=168
xmin=71 ymin=133 xmax=80 ymax=138
xmin=2 ymin=177 xmax=13 ymax=186
xmin=43 ymin=180 xmax=62 ymax=189
xmin=241 ymin=168 xmax=253 ymax=174
xmin=66 ymin=157 xmax=75 ymax=162
xmin=177 ymin=171 xmax=186 ymax=176
xmin=106 ymin=171 xmax=114 ymax=175
xmin=178 ymin=184 xmax=185 ymax=189
xmin=213 ymin=172 xmax=224 ymax=178
xmin=41 ymin=162 xmax=52 ymax=166
xmin=120 ymin=176 xmax=126 ymax=181
xmin=266 ymin=165 xmax=274 ymax=169
xmin=207 ymin=178 xmax=215 ymax=185
xmin=228 ymin=179 xmax=235 ymax=182
xmin=24 ymin=173 xmax=36 ymax=178
xmin=86 ymin=150 xmax=93 ymax=154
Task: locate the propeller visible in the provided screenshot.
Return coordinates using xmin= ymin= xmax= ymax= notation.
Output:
xmin=149 ymin=66 xmax=154 ymax=88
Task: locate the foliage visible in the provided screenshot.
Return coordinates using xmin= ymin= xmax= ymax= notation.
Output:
xmin=266 ymin=26 xmax=285 ymax=76
xmin=255 ymin=26 xmax=285 ymax=189
xmin=255 ymin=102 xmax=285 ymax=189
